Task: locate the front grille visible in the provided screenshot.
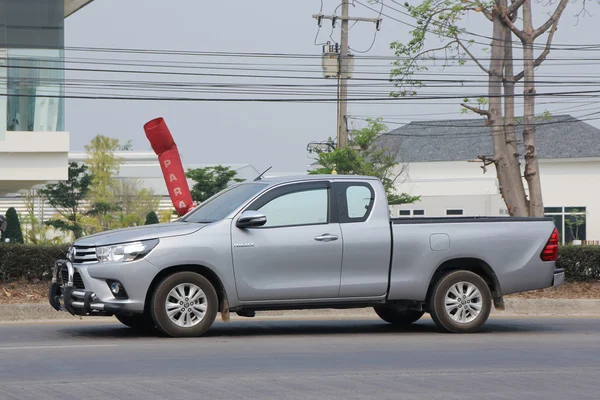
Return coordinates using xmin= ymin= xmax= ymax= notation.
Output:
xmin=72 ymin=246 xmax=98 ymax=264
xmin=60 ymin=268 xmax=85 ymax=289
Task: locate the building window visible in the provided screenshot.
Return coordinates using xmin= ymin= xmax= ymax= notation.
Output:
xmin=7 ymin=49 xmax=65 ymax=132
xmin=544 ymin=207 xmax=586 ymax=245
xmin=398 ymin=209 xmax=425 ymax=217
xmin=446 ymin=209 xmax=464 ymax=216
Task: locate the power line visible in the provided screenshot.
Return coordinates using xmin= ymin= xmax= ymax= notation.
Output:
xmin=4 ymin=87 xmax=600 ymax=102
xmin=348 ymin=0 xmax=383 ymax=54
xmin=8 ymin=57 xmax=600 ymax=85
xmin=359 ymin=0 xmax=600 ymax=52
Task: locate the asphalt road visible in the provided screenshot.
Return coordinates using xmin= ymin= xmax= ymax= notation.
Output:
xmin=0 ymin=315 xmax=598 ymax=400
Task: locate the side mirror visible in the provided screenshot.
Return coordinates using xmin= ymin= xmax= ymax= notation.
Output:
xmin=236 ymin=210 xmax=267 ymax=228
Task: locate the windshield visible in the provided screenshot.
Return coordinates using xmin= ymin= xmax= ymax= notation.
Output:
xmin=181 ymin=182 xmax=267 ymax=223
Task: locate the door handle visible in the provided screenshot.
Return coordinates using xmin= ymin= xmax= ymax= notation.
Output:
xmin=314 ymin=233 xmax=339 ymax=242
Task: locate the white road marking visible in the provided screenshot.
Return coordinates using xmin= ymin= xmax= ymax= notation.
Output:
xmin=0 ymin=344 xmax=118 ymax=351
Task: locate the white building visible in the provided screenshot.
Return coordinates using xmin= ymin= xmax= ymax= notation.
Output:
xmin=387 ymin=115 xmax=600 ymax=245
xmin=0 ymin=0 xmax=95 ymax=196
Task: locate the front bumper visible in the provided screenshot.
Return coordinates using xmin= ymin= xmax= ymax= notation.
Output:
xmin=48 ymin=260 xmax=125 ymax=316
xmin=552 ymin=268 xmax=565 ymax=287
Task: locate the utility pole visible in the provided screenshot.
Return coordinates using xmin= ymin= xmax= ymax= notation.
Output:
xmin=313 ymin=2 xmax=381 ymax=150
xmin=338 ymin=0 xmax=350 ymax=150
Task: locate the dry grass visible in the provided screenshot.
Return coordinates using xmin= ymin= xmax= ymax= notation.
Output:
xmin=1 ymin=280 xmax=599 ymax=305
xmin=506 ymin=281 xmax=600 ymax=299
xmin=0 ymin=281 xmax=50 ymax=304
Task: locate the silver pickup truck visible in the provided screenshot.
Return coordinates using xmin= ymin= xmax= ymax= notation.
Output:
xmin=49 ymin=175 xmax=563 ymax=336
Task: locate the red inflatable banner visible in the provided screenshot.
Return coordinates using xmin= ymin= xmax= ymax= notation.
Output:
xmin=143 ymin=117 xmax=194 ymax=216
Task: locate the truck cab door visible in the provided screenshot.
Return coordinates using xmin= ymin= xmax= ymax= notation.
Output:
xmin=334 ymin=181 xmax=392 ymax=298
xmin=231 ymin=181 xmax=342 ymax=302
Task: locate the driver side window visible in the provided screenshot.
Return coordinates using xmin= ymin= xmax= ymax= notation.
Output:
xmin=258 ymin=188 xmax=328 ymax=228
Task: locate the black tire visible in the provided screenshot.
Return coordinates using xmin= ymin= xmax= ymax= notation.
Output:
xmin=429 ymin=270 xmax=492 ymax=333
xmin=150 ymin=272 xmax=218 ymax=338
xmin=115 ymin=313 xmax=155 ymax=331
xmin=373 ymin=305 xmax=425 ymax=325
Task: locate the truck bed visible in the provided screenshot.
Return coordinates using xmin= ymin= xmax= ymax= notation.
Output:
xmin=391 ymin=216 xmax=553 ymax=224
xmin=387 ymin=216 xmax=557 ymax=302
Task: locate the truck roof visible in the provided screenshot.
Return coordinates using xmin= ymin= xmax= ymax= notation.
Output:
xmin=255 ymin=174 xmax=380 ymax=185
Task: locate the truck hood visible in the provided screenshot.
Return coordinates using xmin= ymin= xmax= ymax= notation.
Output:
xmin=74 ymin=222 xmax=207 ymax=247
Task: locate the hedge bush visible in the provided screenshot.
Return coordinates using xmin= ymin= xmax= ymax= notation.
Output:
xmin=0 ymin=244 xmax=598 ymax=282
xmin=556 ymin=245 xmax=600 ymax=281
xmin=0 ymin=244 xmax=69 ymax=281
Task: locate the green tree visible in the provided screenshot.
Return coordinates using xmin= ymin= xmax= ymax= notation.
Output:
xmin=565 ymin=209 xmax=586 ymax=242
xmin=84 ymin=135 xmax=124 ymax=232
xmin=388 ymin=0 xmax=570 ymax=216
xmin=309 ymin=118 xmax=419 ymax=205
xmin=119 ymin=213 xmax=143 ymax=228
xmin=145 ymin=211 xmax=160 ymax=225
xmin=39 ymin=162 xmax=92 ymax=239
xmin=112 ymin=178 xmax=160 ymax=227
xmin=20 ymin=189 xmax=63 ymax=244
xmin=1 ymin=208 xmax=24 ymax=244
xmin=120 ymin=140 xmax=133 ymax=151
xmin=84 ymin=201 xmax=123 ymax=232
xmin=186 ymin=165 xmax=244 ymax=203
xmin=85 ymin=134 xmax=122 ymax=203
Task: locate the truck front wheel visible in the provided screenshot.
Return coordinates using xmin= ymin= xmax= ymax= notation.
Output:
xmin=429 ymin=270 xmax=492 ymax=333
xmin=373 ymin=305 xmax=425 ymax=325
xmin=150 ymin=272 xmax=218 ymax=337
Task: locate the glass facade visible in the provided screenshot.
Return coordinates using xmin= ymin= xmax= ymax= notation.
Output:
xmin=0 ymin=0 xmax=65 ymax=133
xmin=7 ymin=49 xmax=64 ymax=131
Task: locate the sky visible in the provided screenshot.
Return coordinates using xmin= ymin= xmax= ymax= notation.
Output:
xmin=63 ymin=0 xmax=600 ymax=174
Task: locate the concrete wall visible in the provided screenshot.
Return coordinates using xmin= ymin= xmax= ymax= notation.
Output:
xmin=0 ymin=131 xmax=69 ymax=195
xmin=538 ymin=159 xmax=600 ymax=243
xmin=390 ymin=194 xmax=507 ymax=218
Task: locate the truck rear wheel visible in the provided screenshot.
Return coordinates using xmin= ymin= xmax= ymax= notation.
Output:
xmin=373 ymin=305 xmax=424 ymax=325
xmin=429 ymin=270 xmax=492 ymax=333
xmin=150 ymin=272 xmax=218 ymax=337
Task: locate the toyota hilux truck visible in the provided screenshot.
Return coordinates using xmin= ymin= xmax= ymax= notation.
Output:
xmin=48 ymin=175 xmax=563 ymax=337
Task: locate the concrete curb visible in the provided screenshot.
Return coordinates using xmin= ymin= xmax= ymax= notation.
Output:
xmin=1 ymin=298 xmax=599 ymax=323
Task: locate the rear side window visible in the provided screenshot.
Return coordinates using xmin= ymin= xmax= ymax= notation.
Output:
xmin=346 ymin=186 xmax=372 ymax=219
xmin=335 ymin=182 xmax=375 ymax=223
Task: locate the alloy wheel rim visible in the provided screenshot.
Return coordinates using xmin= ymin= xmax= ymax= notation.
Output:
xmin=444 ymin=281 xmax=482 ymax=324
xmin=165 ymin=283 xmax=207 ymax=328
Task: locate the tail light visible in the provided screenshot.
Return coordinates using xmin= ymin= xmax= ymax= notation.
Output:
xmin=540 ymin=227 xmax=559 ymax=261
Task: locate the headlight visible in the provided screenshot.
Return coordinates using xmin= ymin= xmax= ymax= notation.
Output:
xmin=96 ymin=239 xmax=159 ymax=263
